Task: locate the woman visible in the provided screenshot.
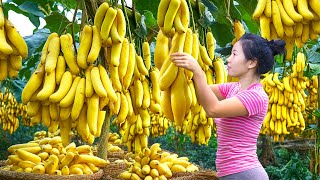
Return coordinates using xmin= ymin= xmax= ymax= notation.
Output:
xmin=170 ymin=33 xmax=286 ymax=179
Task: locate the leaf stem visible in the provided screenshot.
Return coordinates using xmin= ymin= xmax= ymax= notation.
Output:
xmin=121 ymin=0 xmax=132 ymax=43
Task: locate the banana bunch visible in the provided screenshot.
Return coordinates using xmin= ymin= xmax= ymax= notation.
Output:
xmin=0 ymin=3 xmax=28 ymax=82
xmin=21 ymin=31 xmax=119 ymax=147
xmin=108 ymin=132 xmax=122 ymax=144
xmin=156 ymin=26 xmax=223 ymax=145
xmin=94 ymin=2 xmax=126 ymax=47
xmin=231 ymin=20 xmax=246 ymax=45
xmin=1 ymin=137 xmax=108 ymax=175
xmin=76 ymin=24 xmax=102 ymax=69
xmin=119 ymin=143 xmax=199 ymax=179
xmin=151 ymin=113 xmax=171 ymax=138
xmin=253 ymin=0 xmax=320 ymax=60
xmin=304 ymin=75 xmax=318 ymax=126
xmin=0 ymin=89 xmax=29 ymax=134
xmin=33 ymin=130 xmax=48 ymax=141
xmin=157 ymin=0 xmax=190 ymax=37
xmin=260 ymin=52 xmax=307 ymax=142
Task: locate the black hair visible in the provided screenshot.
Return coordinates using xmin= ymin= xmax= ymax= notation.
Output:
xmin=239 ymin=33 xmax=286 ymax=75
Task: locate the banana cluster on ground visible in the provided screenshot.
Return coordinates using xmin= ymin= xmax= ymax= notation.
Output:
xmin=260 ymin=52 xmax=308 ymax=142
xmin=0 ymin=2 xmax=28 ymax=81
xmin=119 ymin=143 xmax=199 ymax=180
xmin=0 ymin=89 xmax=29 ymax=134
xmin=157 ymin=0 xmax=190 ymax=37
xmin=0 ymin=135 xmax=109 ymax=175
xmin=253 ymin=0 xmax=320 ymax=60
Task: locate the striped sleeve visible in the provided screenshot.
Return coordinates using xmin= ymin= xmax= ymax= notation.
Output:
xmin=235 ymin=90 xmax=265 ymax=116
xmin=218 ymin=82 xmax=237 ymax=98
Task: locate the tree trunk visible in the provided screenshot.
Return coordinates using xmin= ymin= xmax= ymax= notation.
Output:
xmin=260 ymin=135 xmax=275 ymax=167
xmin=97 ymin=109 xmax=111 ymax=160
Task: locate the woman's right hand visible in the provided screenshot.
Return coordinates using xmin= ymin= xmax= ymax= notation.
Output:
xmin=170 ymin=52 xmax=202 ymax=74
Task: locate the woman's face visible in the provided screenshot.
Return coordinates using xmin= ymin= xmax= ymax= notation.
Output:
xmin=226 ymin=41 xmax=254 ymax=77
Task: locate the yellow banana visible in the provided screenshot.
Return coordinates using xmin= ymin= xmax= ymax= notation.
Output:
xmin=260 ymin=14 xmax=271 ymax=40
xmin=123 ymin=43 xmax=136 ymax=90
xmin=157 ymin=0 xmax=172 ymax=27
xmin=60 ymin=34 xmax=80 ymax=75
xmin=36 ymin=71 xmax=56 ymax=101
xmin=297 ymin=0 xmax=314 ymax=21
xmin=271 ymin=1 xmax=284 ymax=38
xmin=45 ymin=36 xmax=60 ymax=73
xmin=91 ymin=66 xmax=108 ymax=98
xmin=60 ymin=76 xmax=81 ymax=107
xmin=142 ymin=41 xmax=151 ymax=70
xmin=55 ymin=55 xmax=66 ymax=85
xmin=49 ymin=71 xmax=73 ymax=103
xmin=8 ymin=55 xmax=22 ymax=70
xmin=87 ymin=25 xmax=101 ymax=64
xmin=117 ymin=9 xmax=126 ymax=41
xmin=163 ymin=0 xmax=181 ymax=35
xmin=119 ymin=38 xmax=129 ymax=81
xmin=87 ymin=93 xmax=99 ymax=135
xmin=94 ymin=2 xmax=109 ymax=31
xmin=252 ymin=0 xmax=267 ymax=19
xmin=21 ymin=65 xmax=45 ymax=104
xmin=276 ymin=0 xmax=294 ymax=26
xmin=98 ymin=65 xmax=117 ymax=102
xmin=85 ymin=65 xmax=94 ymax=98
xmin=101 ymin=7 xmax=117 ymax=46
xmin=154 ymin=29 xmax=169 ymax=70
xmin=282 ymin=0 xmax=303 ymax=22
xmin=264 ymin=0 xmax=272 ymax=18
xmin=77 ymin=25 xmax=92 ymax=69
xmin=5 ymin=19 xmax=28 ymax=58
xmin=71 ymin=77 xmax=86 ymax=120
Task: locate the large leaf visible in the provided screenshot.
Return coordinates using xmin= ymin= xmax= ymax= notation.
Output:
xmin=19 ymin=1 xmax=44 ymax=17
xmin=44 ymin=11 xmax=79 ymax=34
xmin=235 ymin=0 xmax=260 ymax=33
xmin=134 ymin=0 xmax=160 ymax=18
xmin=24 ymin=28 xmax=50 ymax=57
xmin=28 ymin=13 xmax=41 ymax=28
xmin=3 ymin=2 xmax=28 ymax=17
xmin=210 ymin=22 xmax=234 ymax=48
xmin=201 ymin=0 xmax=231 ymax=26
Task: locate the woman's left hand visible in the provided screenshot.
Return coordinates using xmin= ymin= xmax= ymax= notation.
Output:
xmin=170 ymin=52 xmax=201 ymax=73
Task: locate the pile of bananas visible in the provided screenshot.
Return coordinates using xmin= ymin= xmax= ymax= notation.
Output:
xmin=260 ymin=52 xmax=308 ymax=142
xmin=157 ymin=0 xmax=189 ymax=37
xmin=119 ymin=143 xmax=199 ymax=179
xmin=1 ymin=136 xmax=108 ymax=175
xmin=252 ymin=0 xmax=320 ymax=60
xmin=0 ymin=89 xmax=29 ymax=134
xmin=33 ymin=130 xmax=48 ymax=140
xmin=0 ymin=2 xmax=28 ymax=81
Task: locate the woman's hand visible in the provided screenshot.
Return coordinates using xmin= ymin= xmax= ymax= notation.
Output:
xmin=170 ymin=52 xmax=201 ymax=74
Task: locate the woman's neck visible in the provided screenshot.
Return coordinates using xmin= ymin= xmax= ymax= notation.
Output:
xmin=238 ymin=75 xmax=260 ymax=91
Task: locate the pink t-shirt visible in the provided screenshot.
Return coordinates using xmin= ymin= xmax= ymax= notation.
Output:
xmin=215 ymin=82 xmax=269 ymax=177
